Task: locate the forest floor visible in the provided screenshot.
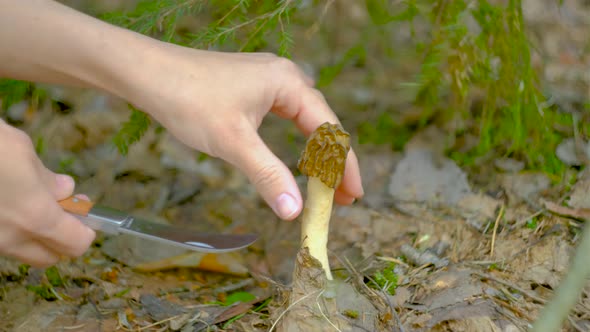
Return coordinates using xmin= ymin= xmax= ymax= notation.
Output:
xmin=1 ymin=0 xmax=590 ymax=331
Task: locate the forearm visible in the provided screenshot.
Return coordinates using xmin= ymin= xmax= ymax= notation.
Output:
xmin=0 ymin=0 xmax=155 ymax=99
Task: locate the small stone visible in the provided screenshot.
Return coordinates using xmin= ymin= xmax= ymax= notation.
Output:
xmin=556 ymin=138 xmax=590 ymax=166
xmin=389 ymin=149 xmax=471 ymax=206
xmin=494 ymin=158 xmax=525 ymax=173
xmin=6 ymin=101 xmax=28 ymax=123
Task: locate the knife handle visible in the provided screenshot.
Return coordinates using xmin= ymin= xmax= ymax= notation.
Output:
xmin=58 ymin=196 xmax=95 ymax=216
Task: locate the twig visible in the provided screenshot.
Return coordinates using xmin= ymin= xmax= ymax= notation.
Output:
xmin=216 ymin=1 xmax=243 ymax=26
xmin=376 ymin=256 xmax=410 ymax=268
xmin=63 ymin=324 xmax=87 ymax=330
xmin=238 ymin=18 xmax=271 ymax=52
xmin=472 ymin=271 xmax=546 ymax=304
xmin=136 ymin=314 xmax=182 ymax=331
xmin=490 ymin=204 xmax=505 ymax=258
xmin=305 ymin=0 xmax=336 ymax=37
xmin=315 ymin=289 xmax=342 ymax=332
xmin=567 ymin=316 xmax=585 ymax=332
xmin=212 ymin=278 xmax=255 ymax=294
xmin=205 ymin=0 xmax=293 ymax=47
xmin=268 ymin=290 xmax=322 ymax=332
xmin=511 ymin=209 xmax=544 ymax=229
xmin=542 ymin=200 xmax=590 ymax=220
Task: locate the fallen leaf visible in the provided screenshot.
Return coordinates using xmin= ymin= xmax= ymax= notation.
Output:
xmin=134 ymin=252 xmax=249 ymax=277
xmin=140 ymin=294 xmax=186 ymax=321
xmin=213 ymin=295 xmax=270 ymax=325
xmin=388 ymin=286 xmax=411 ymax=308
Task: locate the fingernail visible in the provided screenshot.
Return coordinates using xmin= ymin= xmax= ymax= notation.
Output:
xmin=274 ymin=193 xmax=299 ymax=220
xmin=74 ymin=194 xmax=90 ymax=201
xmin=56 ymin=174 xmax=73 ymax=187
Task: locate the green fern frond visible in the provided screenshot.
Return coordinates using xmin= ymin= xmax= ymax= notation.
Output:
xmin=277 ymin=28 xmax=294 ymax=58
xmin=101 ymin=0 xmax=203 ymax=44
xmin=112 ymin=105 xmax=151 ymax=155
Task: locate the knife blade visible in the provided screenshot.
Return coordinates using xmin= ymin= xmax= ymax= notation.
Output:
xmin=58 ymin=196 xmax=258 ymax=253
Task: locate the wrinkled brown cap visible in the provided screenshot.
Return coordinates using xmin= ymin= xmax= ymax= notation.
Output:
xmin=297 ymin=122 xmax=351 ymax=189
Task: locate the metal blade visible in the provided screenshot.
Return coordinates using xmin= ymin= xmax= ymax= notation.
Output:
xmin=73 ymin=204 xmax=258 ymax=253
xmin=119 ymin=217 xmax=258 ymax=253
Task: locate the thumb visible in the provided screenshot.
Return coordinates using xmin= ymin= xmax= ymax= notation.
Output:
xmin=227 ymin=136 xmax=302 ymax=221
xmin=45 ymin=172 xmax=75 ymax=200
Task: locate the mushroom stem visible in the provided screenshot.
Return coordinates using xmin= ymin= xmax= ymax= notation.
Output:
xmin=301 ymin=176 xmax=335 ymax=280
xmin=297 ymin=122 xmax=350 ymax=281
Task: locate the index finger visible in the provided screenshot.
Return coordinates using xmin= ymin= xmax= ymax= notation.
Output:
xmin=34 ymin=203 xmax=96 ymax=258
xmin=272 ymin=86 xmax=364 ymax=200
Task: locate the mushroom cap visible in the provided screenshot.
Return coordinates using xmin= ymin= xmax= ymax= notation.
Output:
xmin=297 ymin=122 xmax=351 ymax=189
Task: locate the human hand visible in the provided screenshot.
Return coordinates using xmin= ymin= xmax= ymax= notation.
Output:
xmin=0 ymin=121 xmax=95 ymax=267
xmin=122 ymin=46 xmax=363 ymax=220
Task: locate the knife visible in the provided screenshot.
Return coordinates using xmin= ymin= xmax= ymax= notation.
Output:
xmin=58 ymin=196 xmax=258 ymax=253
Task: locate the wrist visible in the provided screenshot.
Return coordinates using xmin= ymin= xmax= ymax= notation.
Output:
xmin=82 ymin=26 xmax=161 ymax=101
xmin=100 ymin=37 xmax=210 ymax=120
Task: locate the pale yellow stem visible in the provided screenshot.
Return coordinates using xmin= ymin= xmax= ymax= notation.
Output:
xmin=300 ymin=176 xmax=334 ymax=280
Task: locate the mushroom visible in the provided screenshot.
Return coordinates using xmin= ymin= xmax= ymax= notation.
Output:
xmin=277 ymin=124 xmax=388 ymax=331
xmin=297 ymin=122 xmax=350 ymax=280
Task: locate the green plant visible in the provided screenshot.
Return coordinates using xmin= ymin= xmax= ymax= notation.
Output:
xmin=353 ymin=0 xmax=572 ymax=176
xmin=369 ymin=262 xmax=398 ymax=295
xmin=44 ymin=266 xmax=64 ymax=287
xmin=25 ymin=284 xmax=59 ymax=301
xmin=222 ymin=291 xmax=256 ymax=306
xmin=526 ymin=216 xmax=539 ymax=229
xmin=25 ymin=267 xmax=64 ymax=301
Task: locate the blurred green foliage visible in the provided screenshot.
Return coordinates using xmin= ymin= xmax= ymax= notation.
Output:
xmin=112 ymin=105 xmax=151 ymax=155
xmin=357 ymin=0 xmax=575 ymax=176
xmin=0 ymin=79 xmax=46 ymax=115
xmin=358 ymin=113 xmax=412 ymax=150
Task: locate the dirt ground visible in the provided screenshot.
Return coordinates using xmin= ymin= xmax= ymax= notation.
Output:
xmin=1 ymin=1 xmax=590 ymax=331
